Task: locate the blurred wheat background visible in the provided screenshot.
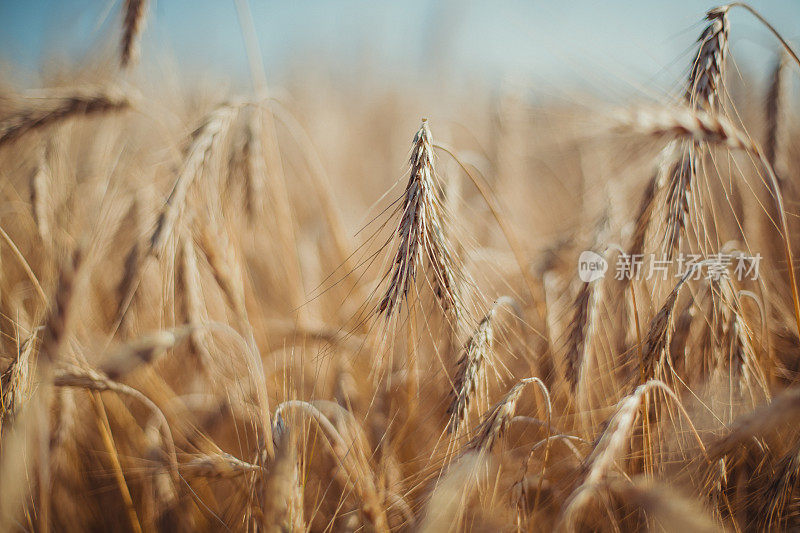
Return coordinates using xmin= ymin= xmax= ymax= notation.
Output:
xmin=1 ymin=1 xmax=800 ymax=531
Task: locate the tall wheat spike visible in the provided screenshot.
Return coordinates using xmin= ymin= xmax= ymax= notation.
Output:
xmin=120 ymin=0 xmax=148 ymax=68
xmin=378 ymin=119 xmax=461 ymax=322
xmin=662 ymin=5 xmax=729 ymax=258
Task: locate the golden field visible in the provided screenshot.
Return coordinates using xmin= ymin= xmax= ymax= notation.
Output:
xmin=1 ymin=2 xmax=800 ymax=531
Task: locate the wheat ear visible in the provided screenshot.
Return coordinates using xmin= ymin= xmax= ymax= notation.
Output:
xmin=120 ymin=0 xmax=148 ymax=68
xmin=378 ymin=119 xmax=461 ymax=322
xmin=447 ymin=296 xmax=515 ymax=433
xmin=0 ymin=87 xmax=131 ymax=148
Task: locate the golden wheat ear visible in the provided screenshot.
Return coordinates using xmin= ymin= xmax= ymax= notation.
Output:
xmin=687 ymin=7 xmax=730 ymax=111
xmin=377 ymin=119 xmax=462 ymax=322
xmin=120 ymin=0 xmax=148 ymax=68
xmin=0 ymin=87 xmax=131 ymax=148
xmin=447 ymin=296 xmax=515 ymax=434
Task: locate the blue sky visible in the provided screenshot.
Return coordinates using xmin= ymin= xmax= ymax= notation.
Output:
xmin=1 ymin=1 xmax=798 ymax=94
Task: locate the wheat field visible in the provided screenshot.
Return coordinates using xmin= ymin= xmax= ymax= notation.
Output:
xmin=1 ymin=2 xmax=800 ymax=531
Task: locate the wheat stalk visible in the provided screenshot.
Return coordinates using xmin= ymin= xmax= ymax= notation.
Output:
xmin=241 ymin=111 xmax=268 ymax=221
xmin=149 ymin=104 xmax=239 ymax=257
xmin=564 ymin=273 xmax=603 ymax=394
xmin=558 ymin=380 xmax=681 ymax=531
xmin=707 ymin=384 xmax=800 ymax=460
xmin=198 ymin=225 xmax=248 ymax=325
xmin=712 ymin=276 xmax=769 ymax=400
xmin=419 ymin=452 xmax=486 ymax=533
xmin=662 ymin=142 xmax=697 ymax=258
xmin=613 ymin=478 xmax=722 ymax=533
xmin=0 ymin=329 xmax=38 ymax=425
xmin=53 ymin=366 xmax=178 ymax=478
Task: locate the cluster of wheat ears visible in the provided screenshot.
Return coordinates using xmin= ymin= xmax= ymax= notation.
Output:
xmin=1 ymin=2 xmax=800 ymax=531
